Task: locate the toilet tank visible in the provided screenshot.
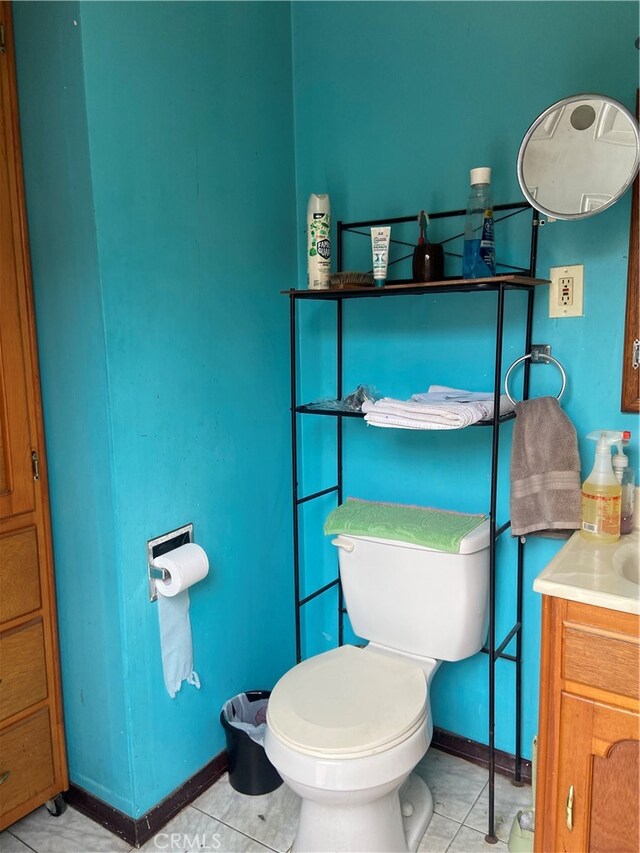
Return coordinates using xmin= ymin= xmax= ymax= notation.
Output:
xmin=333 ymin=520 xmax=490 ymax=662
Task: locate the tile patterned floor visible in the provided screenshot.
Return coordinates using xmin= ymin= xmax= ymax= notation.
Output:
xmin=0 ymin=750 xmax=532 ymax=853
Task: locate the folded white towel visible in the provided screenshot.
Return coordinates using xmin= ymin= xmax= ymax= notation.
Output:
xmin=362 ymin=385 xmax=514 ymax=430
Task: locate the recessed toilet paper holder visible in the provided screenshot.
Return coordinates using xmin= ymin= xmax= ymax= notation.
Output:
xmin=147 ymin=523 xmax=194 ymax=602
xmin=149 ymin=566 xmax=169 ymax=580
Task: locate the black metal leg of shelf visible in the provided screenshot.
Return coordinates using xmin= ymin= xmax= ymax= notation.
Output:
xmin=337 ymin=298 xmax=343 ymax=501
xmin=337 ymin=299 xmax=345 ymax=647
xmin=514 ymin=535 xmax=525 ymax=787
xmin=529 ymin=207 xmax=540 ymax=278
xmin=290 ymin=295 xmax=303 ymax=664
xmin=522 ymin=287 xmax=535 ymax=400
xmin=510 ymin=286 xmax=534 ymax=785
xmin=485 ymin=284 xmax=506 ymax=845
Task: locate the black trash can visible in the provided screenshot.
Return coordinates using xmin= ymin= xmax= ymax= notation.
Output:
xmin=220 ymin=690 xmax=282 ymax=795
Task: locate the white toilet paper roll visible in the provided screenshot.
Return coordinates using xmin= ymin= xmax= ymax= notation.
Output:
xmin=153 ymin=543 xmax=209 ymax=597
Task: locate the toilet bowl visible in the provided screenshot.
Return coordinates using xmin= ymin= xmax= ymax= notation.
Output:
xmin=266 ymin=519 xmax=491 ymax=852
xmin=265 ymin=644 xmax=439 ymax=852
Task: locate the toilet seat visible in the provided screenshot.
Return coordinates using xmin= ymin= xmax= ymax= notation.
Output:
xmin=267 ymin=645 xmax=427 ymax=760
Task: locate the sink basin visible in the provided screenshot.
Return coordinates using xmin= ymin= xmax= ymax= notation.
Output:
xmin=614 ymin=543 xmax=639 ymax=585
xmin=534 ymin=531 xmax=639 ymax=614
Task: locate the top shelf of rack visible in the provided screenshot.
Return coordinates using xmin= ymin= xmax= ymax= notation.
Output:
xmin=282 ymin=275 xmax=549 ymax=300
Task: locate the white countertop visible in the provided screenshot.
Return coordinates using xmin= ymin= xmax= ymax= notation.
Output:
xmin=533 ymin=530 xmax=640 ymax=615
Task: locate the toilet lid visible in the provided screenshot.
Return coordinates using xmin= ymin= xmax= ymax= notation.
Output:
xmin=267 ymin=646 xmax=427 ymax=758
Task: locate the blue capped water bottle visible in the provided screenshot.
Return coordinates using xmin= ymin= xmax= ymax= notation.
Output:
xmin=462 ymin=167 xmax=495 ymax=278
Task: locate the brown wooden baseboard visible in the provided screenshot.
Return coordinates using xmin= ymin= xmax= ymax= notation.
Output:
xmin=65 ymin=750 xmax=227 ymax=847
xmin=432 ymin=727 xmax=532 ymax=785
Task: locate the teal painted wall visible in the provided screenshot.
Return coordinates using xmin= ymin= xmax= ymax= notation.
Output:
xmin=15 ymin=1 xmax=297 ymax=817
xmin=290 ymin=1 xmax=638 ymax=758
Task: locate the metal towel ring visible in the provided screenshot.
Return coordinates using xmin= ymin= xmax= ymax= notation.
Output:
xmin=504 ymin=353 xmax=566 ymax=406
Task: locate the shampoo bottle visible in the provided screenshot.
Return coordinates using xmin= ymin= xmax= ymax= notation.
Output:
xmin=613 ymin=431 xmax=635 ymax=535
xmin=463 ymin=167 xmax=495 ymax=279
xmin=307 ymin=194 xmax=331 ymax=290
xmin=581 ymin=430 xmax=623 ymax=543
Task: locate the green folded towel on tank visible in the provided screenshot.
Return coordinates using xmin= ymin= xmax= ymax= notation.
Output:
xmin=324 ymin=498 xmax=486 ymax=554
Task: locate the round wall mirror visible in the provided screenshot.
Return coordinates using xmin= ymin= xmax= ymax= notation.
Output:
xmin=517 ymin=94 xmax=639 ymax=220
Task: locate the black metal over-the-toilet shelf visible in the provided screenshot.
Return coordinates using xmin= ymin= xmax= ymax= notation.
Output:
xmin=284 ymin=202 xmax=546 ymax=844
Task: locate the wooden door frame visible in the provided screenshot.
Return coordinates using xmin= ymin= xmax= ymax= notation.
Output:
xmin=621 ymin=91 xmax=639 ymax=412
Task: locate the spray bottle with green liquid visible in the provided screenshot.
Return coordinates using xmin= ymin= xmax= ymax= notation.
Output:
xmin=581 ymin=431 xmax=623 ymax=543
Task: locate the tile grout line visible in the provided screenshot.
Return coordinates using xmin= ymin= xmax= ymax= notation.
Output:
xmin=444 ymin=822 xmax=508 ymax=853
xmin=188 ymin=802 xmax=283 ymax=853
xmin=428 ymin=809 xmax=463 ymax=853
xmin=461 ymin=778 xmax=489 ymax=827
xmin=443 ymin=819 xmax=466 ymax=853
xmin=434 ymin=776 xmax=490 ymax=853
xmin=5 ymin=829 xmax=39 ymax=853
xmin=464 ymin=774 xmax=534 ymax=844
xmin=442 ymin=777 xmax=491 ymax=851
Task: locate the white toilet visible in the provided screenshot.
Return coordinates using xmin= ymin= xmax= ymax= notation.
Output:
xmin=265 ymin=520 xmax=490 ymax=853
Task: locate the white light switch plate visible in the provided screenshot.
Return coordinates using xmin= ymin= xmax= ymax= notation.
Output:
xmin=549 ymin=264 xmax=584 ymax=318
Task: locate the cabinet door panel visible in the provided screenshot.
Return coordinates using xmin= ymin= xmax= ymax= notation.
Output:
xmin=0 ymin=619 xmax=48 ymax=721
xmin=0 ymin=710 xmax=54 ymax=819
xmin=0 ymin=42 xmax=34 ymax=520
xmin=590 ymin=739 xmax=639 ymax=852
xmin=0 ymin=526 xmax=41 ymax=622
xmin=556 ymin=692 xmax=640 ymax=853
xmin=555 ymin=693 xmax=593 ymax=852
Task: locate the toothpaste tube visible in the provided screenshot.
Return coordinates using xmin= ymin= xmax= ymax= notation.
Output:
xmin=371 ymin=226 xmax=390 ymax=287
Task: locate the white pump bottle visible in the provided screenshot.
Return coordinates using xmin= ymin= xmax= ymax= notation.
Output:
xmin=613 ymin=431 xmax=635 ymax=534
xmin=580 ymin=431 xmax=623 ymax=542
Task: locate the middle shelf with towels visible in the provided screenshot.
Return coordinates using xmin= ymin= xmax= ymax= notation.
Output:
xmin=299 ymin=384 xmax=516 ymax=426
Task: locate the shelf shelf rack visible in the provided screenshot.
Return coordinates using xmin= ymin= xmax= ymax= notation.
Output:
xmin=286 ymin=202 xmax=545 ymax=843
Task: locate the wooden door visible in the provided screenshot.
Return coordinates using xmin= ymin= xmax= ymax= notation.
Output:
xmin=0 ymin=1 xmax=67 ymax=829
xmin=555 ymin=692 xmax=639 ymax=853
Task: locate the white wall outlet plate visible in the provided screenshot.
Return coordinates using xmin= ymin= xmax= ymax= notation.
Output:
xmin=549 ymin=264 xmax=584 ymax=318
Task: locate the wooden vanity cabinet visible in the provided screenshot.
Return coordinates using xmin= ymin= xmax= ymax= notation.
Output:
xmin=535 ymin=597 xmax=639 ymax=853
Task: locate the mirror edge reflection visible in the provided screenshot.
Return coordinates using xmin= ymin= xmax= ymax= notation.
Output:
xmin=517 ymin=93 xmax=640 ymax=221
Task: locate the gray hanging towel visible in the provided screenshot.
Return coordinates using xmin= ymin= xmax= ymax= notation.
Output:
xmin=510 ymin=396 xmax=581 ymax=539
